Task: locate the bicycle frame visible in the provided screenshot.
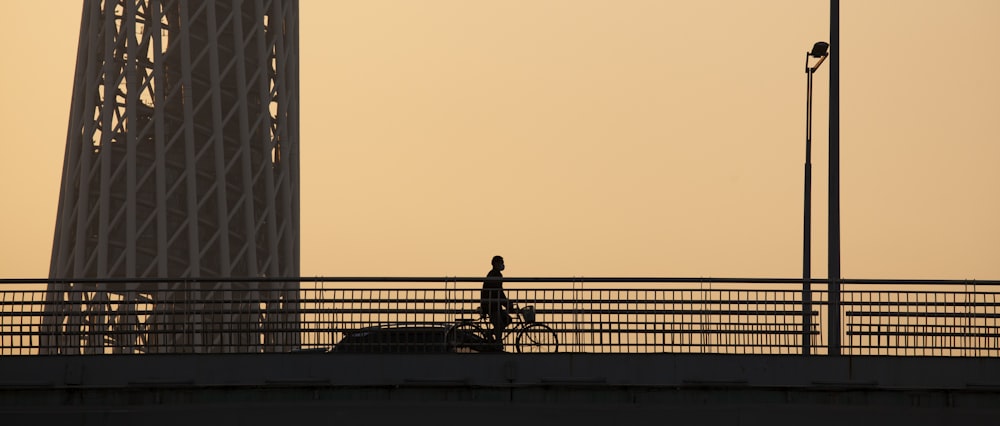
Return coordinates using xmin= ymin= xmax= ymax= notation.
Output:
xmin=450 ymin=304 xmax=558 ymax=353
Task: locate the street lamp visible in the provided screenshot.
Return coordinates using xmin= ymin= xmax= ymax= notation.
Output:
xmin=802 ymin=41 xmax=828 ymax=355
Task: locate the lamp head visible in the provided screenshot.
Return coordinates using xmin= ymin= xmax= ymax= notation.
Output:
xmin=810 ymin=41 xmax=830 ymax=58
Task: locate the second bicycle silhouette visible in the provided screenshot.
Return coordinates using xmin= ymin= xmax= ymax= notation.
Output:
xmin=447 ymin=304 xmax=559 ymax=353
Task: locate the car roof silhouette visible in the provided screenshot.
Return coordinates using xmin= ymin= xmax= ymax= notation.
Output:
xmin=331 ymin=323 xmax=488 ymax=353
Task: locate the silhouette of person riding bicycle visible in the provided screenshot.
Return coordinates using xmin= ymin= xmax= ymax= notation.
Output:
xmin=481 ymin=255 xmax=511 ymax=342
xmin=448 ymin=255 xmax=558 ymax=353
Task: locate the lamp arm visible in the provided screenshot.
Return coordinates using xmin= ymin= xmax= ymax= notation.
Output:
xmin=810 ymin=53 xmax=829 ymax=72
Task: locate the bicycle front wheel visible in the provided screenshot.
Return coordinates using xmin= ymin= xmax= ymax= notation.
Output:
xmin=515 ymin=323 xmax=558 ymax=353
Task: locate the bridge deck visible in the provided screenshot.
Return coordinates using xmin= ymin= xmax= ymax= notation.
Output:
xmin=2 ymin=353 xmax=1000 ymax=425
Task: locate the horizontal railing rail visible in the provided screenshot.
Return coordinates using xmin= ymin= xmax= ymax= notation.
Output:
xmin=1 ymin=277 xmax=998 ymax=356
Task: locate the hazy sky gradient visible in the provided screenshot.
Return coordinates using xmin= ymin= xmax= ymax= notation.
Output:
xmin=1 ymin=1 xmax=997 ymax=279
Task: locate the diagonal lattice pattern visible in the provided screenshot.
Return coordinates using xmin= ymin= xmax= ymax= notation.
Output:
xmin=44 ymin=0 xmax=300 ymax=354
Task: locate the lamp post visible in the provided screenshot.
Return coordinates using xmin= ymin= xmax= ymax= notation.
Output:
xmin=802 ymin=41 xmax=828 ymax=355
xmin=829 ymin=0 xmax=842 ymax=357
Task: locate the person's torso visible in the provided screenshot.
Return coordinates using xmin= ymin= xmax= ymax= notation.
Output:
xmin=481 ymin=270 xmax=503 ymax=306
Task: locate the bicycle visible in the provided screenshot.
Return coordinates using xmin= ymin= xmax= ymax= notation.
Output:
xmin=447 ymin=304 xmax=559 ymax=353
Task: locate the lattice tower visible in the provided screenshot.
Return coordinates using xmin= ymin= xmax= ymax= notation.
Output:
xmin=43 ymin=0 xmax=300 ymax=354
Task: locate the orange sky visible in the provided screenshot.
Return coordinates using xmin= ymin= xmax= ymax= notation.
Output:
xmin=1 ymin=1 xmax=997 ymax=280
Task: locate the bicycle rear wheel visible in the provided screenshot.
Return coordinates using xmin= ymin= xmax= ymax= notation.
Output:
xmin=515 ymin=323 xmax=558 ymax=353
xmin=447 ymin=321 xmax=486 ymax=353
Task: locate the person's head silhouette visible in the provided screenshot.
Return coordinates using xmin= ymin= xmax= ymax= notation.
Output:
xmin=491 ymin=255 xmax=504 ymax=272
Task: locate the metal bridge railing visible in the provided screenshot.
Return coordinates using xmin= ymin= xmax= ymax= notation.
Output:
xmin=841 ymin=279 xmax=1000 ymax=357
xmin=1 ymin=277 xmax=998 ymax=356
